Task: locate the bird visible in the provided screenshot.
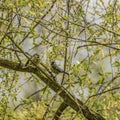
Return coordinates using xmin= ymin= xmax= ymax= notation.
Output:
xmin=51 ymin=61 xmax=69 ymax=75
xmin=24 ymin=53 xmax=40 ymax=67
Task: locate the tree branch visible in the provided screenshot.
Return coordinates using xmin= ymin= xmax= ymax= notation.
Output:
xmin=53 ymin=102 xmax=68 ymax=120
xmin=0 ymin=58 xmax=105 ymax=120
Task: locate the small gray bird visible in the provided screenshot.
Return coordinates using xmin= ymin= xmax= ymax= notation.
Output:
xmin=51 ymin=61 xmax=69 ymax=75
xmin=25 ymin=53 xmax=40 ymax=67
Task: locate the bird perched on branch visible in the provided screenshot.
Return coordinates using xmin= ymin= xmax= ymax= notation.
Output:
xmin=51 ymin=61 xmax=69 ymax=75
xmin=24 ymin=53 xmax=40 ymax=67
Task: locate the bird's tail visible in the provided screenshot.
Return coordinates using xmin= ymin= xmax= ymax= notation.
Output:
xmin=64 ymin=71 xmax=69 ymax=75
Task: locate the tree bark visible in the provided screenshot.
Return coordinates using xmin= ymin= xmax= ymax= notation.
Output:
xmin=53 ymin=102 xmax=68 ymax=120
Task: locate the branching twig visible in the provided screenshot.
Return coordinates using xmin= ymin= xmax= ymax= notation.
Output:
xmin=85 ymin=86 xmax=120 ymax=104
xmin=19 ymin=0 xmax=57 ymax=45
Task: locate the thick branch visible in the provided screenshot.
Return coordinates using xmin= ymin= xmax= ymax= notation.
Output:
xmin=0 ymin=58 xmax=105 ymax=120
xmin=53 ymin=102 xmax=68 ymax=120
xmin=0 ymin=58 xmax=32 ymax=72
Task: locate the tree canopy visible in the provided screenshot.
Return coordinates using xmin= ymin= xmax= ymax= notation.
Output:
xmin=0 ymin=0 xmax=120 ymax=120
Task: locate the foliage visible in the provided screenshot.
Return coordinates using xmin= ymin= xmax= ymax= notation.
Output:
xmin=0 ymin=0 xmax=120 ymax=119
